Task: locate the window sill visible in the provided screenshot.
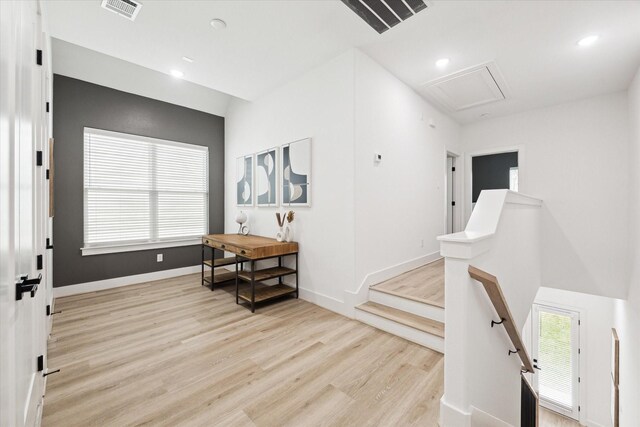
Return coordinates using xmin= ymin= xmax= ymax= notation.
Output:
xmin=81 ymin=238 xmax=201 ymax=256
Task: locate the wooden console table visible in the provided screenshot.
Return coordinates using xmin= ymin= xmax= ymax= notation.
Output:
xmin=202 ymin=234 xmax=299 ymax=312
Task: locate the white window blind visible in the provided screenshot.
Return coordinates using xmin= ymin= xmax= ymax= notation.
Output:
xmin=83 ymin=128 xmax=208 ymax=254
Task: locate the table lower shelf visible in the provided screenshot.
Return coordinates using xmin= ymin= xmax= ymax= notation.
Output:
xmin=203 ymin=257 xmax=237 ymax=268
xmin=203 ymin=270 xmax=236 ymax=284
xmin=237 ymin=266 xmax=296 ymax=282
xmin=237 ymin=283 xmax=297 ymax=304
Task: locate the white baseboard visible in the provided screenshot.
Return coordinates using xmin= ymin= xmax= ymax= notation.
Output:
xmin=471 ymin=406 xmax=514 ymax=427
xmin=440 ymin=396 xmax=471 ymax=427
xmin=53 ymin=265 xmax=201 ymax=298
xmin=298 ymin=286 xmax=349 ymax=317
xmin=345 ymin=251 xmax=442 ymax=315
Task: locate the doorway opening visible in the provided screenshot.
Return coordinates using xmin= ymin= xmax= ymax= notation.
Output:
xmin=445 ymin=152 xmax=459 ymax=234
xmin=532 ymin=304 xmax=581 ymax=421
xmin=465 ymin=147 xmax=522 ymax=221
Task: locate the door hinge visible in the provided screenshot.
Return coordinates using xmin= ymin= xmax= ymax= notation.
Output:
xmin=46 ymin=238 xmax=54 ymax=250
xmin=46 ymin=102 xmax=50 ymax=113
xmin=452 ymin=166 xmax=456 ymax=172
xmin=578 ymin=405 xmax=581 ymax=412
xmin=451 ymin=201 xmax=456 ymax=206
xmin=37 ymin=355 xmax=44 ymax=372
xmin=46 ymin=304 xmax=51 ymax=316
xmin=37 ymin=254 xmax=43 ymax=270
xmin=578 ymin=320 xmax=581 ymax=326
xmin=578 ymin=348 xmax=581 ymax=354
xmin=36 ymin=151 xmax=43 ymax=166
xmin=578 ymin=376 xmax=581 ymax=383
xmin=46 ymin=169 xmax=50 ymax=180
xmin=36 ymin=49 xmax=43 ymax=66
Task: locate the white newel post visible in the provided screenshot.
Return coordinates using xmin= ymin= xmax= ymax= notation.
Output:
xmin=437 ymin=190 xmax=542 ymax=427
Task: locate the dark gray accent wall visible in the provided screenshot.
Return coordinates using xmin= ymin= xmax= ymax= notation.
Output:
xmin=53 ymin=75 xmax=224 ymax=287
xmin=472 ymin=152 xmax=518 ymax=203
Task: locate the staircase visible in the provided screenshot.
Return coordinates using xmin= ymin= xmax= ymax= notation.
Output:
xmin=354 ymin=260 xmax=445 ymax=353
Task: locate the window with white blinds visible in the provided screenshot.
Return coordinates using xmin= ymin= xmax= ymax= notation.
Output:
xmin=82 ymin=128 xmax=208 ymax=255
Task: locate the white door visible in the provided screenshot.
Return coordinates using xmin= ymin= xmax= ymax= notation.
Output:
xmin=532 ymin=304 xmax=580 ymax=420
xmin=1 ymin=1 xmax=47 ymax=425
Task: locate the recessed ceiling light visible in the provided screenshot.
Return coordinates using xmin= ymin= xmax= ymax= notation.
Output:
xmin=436 ymin=58 xmax=450 ymax=68
xmin=210 ymin=18 xmax=227 ymax=30
xmin=170 ymin=69 xmax=184 ymax=78
xmin=577 ymin=35 xmax=599 ymax=47
xmin=182 ymin=56 xmax=194 ymax=63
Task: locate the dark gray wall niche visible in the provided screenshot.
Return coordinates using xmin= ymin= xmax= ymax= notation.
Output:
xmin=471 ymin=151 xmax=518 ymax=203
xmin=53 ymin=75 xmax=224 ymax=287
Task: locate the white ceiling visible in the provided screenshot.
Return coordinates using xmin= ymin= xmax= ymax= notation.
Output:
xmin=360 ymin=0 xmax=640 ymax=123
xmin=43 ymin=0 xmax=640 ymax=123
xmin=43 ymin=0 xmax=375 ymax=101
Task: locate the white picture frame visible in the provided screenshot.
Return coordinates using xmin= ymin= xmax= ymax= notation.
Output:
xmin=256 ymin=147 xmax=279 ymax=207
xmin=236 ymin=154 xmax=254 ymax=207
xmin=281 ymin=138 xmax=311 ymax=207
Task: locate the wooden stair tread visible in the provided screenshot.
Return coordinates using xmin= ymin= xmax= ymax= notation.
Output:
xmin=237 ymin=267 xmax=296 ymax=282
xmin=203 ymin=257 xmax=237 ymax=268
xmin=369 ymin=286 xmax=445 ymax=309
xmin=203 ymin=270 xmax=236 ymax=284
xmin=369 ymin=259 xmax=445 ymax=308
xmin=237 ymin=283 xmax=296 ymax=303
xmin=356 ymin=302 xmax=444 ymax=338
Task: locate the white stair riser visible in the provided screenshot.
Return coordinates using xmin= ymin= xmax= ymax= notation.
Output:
xmin=355 ymin=309 xmax=445 ymax=354
xmin=369 ymin=289 xmax=445 ymax=323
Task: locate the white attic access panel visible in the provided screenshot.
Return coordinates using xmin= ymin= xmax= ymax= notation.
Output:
xmin=420 ymin=61 xmax=509 ymax=112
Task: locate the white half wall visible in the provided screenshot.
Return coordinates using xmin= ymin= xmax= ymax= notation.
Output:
xmin=224 ymin=50 xmax=357 ymax=315
xmin=461 ymin=92 xmax=630 ymax=299
xmin=353 ymin=50 xmax=461 ymax=291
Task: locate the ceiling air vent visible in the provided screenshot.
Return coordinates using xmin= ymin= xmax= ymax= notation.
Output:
xmin=342 ymin=0 xmax=428 ymax=34
xmin=101 ymin=0 xmax=142 ymax=21
xmin=419 ymin=61 xmax=511 ymax=112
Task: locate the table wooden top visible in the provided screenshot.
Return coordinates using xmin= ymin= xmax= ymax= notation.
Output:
xmin=202 ymin=234 xmax=298 ymax=260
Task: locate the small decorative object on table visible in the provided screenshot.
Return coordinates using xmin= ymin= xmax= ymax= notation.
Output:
xmin=285 ymin=210 xmax=295 ymax=242
xmin=235 ymin=211 xmax=250 ymax=235
xmin=275 ymin=211 xmax=295 ymax=242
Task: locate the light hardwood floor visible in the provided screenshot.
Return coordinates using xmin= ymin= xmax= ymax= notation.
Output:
xmin=370 ymin=259 xmax=444 ymax=308
xmin=539 ymin=408 xmax=581 ymax=426
xmin=43 ymin=274 xmax=444 ymax=426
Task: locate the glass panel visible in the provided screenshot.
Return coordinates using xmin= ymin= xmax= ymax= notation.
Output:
xmin=509 ymin=167 xmax=519 ymax=192
xmin=538 ymin=310 xmax=573 ymax=408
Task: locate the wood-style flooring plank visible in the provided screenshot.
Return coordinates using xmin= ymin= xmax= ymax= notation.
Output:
xmin=371 ymin=258 xmax=445 ymax=307
xmin=43 ymin=273 xmax=443 ymax=426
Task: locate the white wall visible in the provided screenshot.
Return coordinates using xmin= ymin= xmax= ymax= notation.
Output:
xmin=225 ymin=49 xmax=461 ymax=314
xmin=224 ymin=50 xmax=357 ymax=315
xmin=614 ymin=65 xmax=640 ymax=427
xmin=52 ymin=38 xmax=232 ymax=117
xmin=527 ymin=288 xmax=615 ymax=427
xmin=353 ymin=51 xmax=461 ymax=295
xmin=461 ymin=92 xmax=630 ymax=299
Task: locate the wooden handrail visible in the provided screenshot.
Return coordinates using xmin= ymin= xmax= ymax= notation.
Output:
xmin=468 ymin=265 xmax=536 ymax=373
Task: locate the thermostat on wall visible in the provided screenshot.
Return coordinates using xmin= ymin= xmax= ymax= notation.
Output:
xmin=374 ymin=153 xmax=382 ymax=164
